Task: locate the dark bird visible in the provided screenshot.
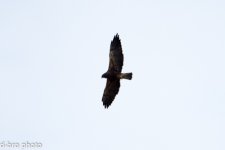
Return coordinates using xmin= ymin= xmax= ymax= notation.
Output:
xmin=101 ymin=34 xmax=132 ymax=108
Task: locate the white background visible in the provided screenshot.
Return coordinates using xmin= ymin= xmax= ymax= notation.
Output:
xmin=0 ymin=0 xmax=225 ymax=149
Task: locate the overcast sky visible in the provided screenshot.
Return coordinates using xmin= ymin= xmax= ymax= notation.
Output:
xmin=0 ymin=0 xmax=225 ymax=150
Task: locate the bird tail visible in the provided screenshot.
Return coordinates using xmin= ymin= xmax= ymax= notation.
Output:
xmin=121 ymin=73 xmax=132 ymax=80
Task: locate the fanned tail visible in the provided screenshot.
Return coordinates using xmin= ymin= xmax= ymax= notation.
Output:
xmin=121 ymin=73 xmax=132 ymax=80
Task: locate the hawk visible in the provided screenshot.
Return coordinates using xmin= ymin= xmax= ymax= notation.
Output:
xmin=101 ymin=34 xmax=132 ymax=108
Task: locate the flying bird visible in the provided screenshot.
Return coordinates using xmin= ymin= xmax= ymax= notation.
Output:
xmin=101 ymin=34 xmax=132 ymax=108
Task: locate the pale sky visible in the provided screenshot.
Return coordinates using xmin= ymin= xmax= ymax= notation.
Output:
xmin=0 ymin=0 xmax=225 ymax=150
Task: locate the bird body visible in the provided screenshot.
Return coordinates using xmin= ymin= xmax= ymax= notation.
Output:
xmin=101 ymin=34 xmax=132 ymax=108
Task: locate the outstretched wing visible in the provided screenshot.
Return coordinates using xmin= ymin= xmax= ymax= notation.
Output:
xmin=102 ymin=79 xmax=120 ymax=108
xmin=108 ymin=34 xmax=124 ymax=72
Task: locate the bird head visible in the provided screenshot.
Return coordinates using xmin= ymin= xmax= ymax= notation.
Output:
xmin=101 ymin=73 xmax=108 ymax=78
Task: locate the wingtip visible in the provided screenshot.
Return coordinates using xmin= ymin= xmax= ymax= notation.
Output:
xmin=102 ymin=97 xmax=111 ymax=109
xmin=113 ymin=33 xmax=120 ymax=41
xmin=103 ymin=103 xmax=110 ymax=109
